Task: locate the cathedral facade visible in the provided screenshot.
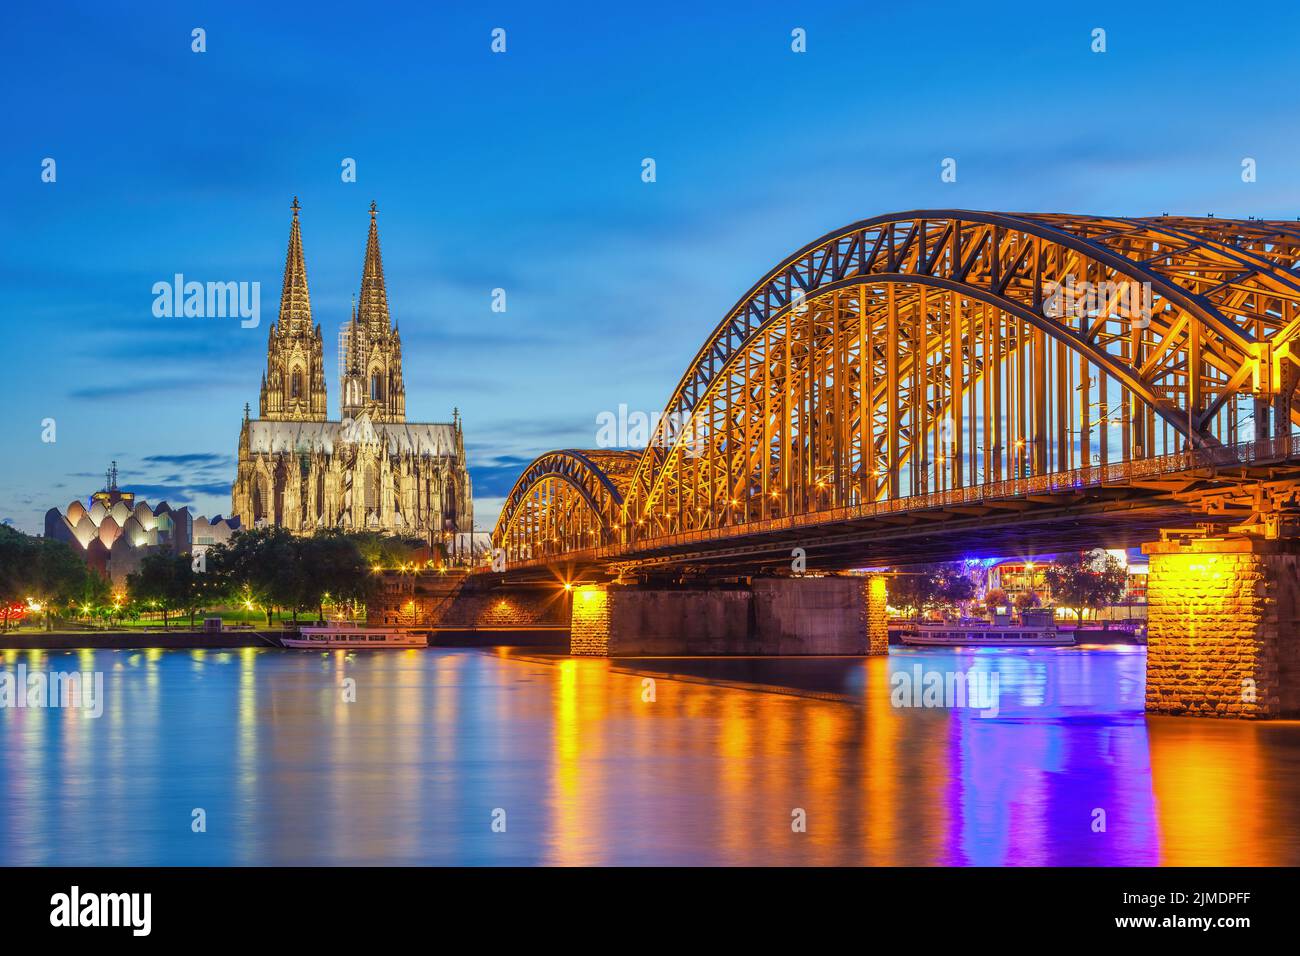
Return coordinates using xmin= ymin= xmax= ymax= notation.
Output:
xmin=231 ymin=200 xmax=472 ymax=540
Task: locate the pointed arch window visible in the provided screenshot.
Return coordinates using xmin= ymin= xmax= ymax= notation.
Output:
xmin=291 ymin=369 xmax=303 ymax=399
xmin=444 ymin=478 xmax=457 ymax=530
xmin=252 ymin=481 xmax=265 ymax=521
xmin=370 ymin=371 xmax=384 ymax=401
xmin=365 ymin=463 xmax=379 ymax=511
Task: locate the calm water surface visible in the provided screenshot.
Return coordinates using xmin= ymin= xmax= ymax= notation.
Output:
xmin=1 ymin=645 xmax=1298 ymax=865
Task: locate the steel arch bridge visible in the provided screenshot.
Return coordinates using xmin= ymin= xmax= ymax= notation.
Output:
xmin=492 ymin=210 xmax=1300 ymax=574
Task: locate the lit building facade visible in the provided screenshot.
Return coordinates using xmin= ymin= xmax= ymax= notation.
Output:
xmin=231 ymin=200 xmax=472 ymax=539
xmin=43 ymin=463 xmax=219 ymax=584
xmin=986 ymin=550 xmax=1148 ymax=619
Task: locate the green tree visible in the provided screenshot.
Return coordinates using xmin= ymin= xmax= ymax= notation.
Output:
xmin=888 ymin=562 xmax=977 ymax=618
xmin=1043 ymin=551 xmax=1127 ymax=622
xmin=887 ymin=567 xmax=940 ymax=619
xmin=353 ymin=532 xmax=425 ymax=571
xmin=0 ymin=530 xmax=101 ymax=630
xmin=1014 ymin=589 xmax=1041 ymax=612
xmin=0 ymin=525 xmax=38 ymax=630
xmin=213 ymin=528 xmax=389 ymax=626
xmin=74 ymin=570 xmax=111 ymax=619
xmin=186 ymin=548 xmax=234 ymax=627
xmin=298 ymin=531 xmax=373 ymax=622
xmin=983 ymin=587 xmax=1008 ymax=614
xmin=936 ymin=564 xmax=978 ymax=609
xmin=220 ymin=527 xmax=307 ymax=624
xmin=127 ymin=553 xmax=192 ymax=629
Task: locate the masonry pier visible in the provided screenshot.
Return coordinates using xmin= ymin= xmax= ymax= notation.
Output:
xmin=569 ymin=575 xmax=889 ymax=657
xmin=1143 ymin=534 xmax=1300 ymax=718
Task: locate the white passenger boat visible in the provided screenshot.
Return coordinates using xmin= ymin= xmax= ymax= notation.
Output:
xmin=901 ymin=610 xmax=1074 ymax=647
xmin=283 ymin=625 xmax=427 ymax=649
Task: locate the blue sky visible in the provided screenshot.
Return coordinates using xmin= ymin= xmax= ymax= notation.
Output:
xmin=3 ymin=1 xmax=1299 ymax=533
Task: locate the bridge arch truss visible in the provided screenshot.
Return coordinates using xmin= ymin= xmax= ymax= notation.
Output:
xmin=494 ymin=211 xmax=1300 ymax=559
xmin=493 ymin=450 xmax=638 ymax=564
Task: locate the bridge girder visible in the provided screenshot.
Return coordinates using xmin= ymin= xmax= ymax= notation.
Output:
xmin=493 ymin=449 xmax=636 ymax=564
xmin=492 ymin=211 xmax=1300 ymax=569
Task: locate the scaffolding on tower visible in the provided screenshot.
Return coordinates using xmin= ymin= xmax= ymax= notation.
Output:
xmin=338 ymin=313 xmax=367 ymax=418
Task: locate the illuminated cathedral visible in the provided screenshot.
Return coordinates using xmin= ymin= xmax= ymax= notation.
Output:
xmin=231 ymin=199 xmax=472 ymax=540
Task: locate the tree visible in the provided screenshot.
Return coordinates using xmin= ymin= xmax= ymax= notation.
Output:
xmin=0 ymin=527 xmax=101 ymax=630
xmin=74 ymin=570 xmax=111 ymax=619
xmin=888 ymin=567 xmax=941 ymax=619
xmin=1014 ymin=589 xmax=1041 ymax=612
xmin=298 ymin=531 xmax=373 ymax=622
xmin=353 ymin=532 xmax=425 ymax=571
xmin=889 ymin=562 xmax=978 ymax=619
xmin=186 ymin=550 xmax=232 ymax=627
xmin=983 ymin=588 xmax=1008 ymax=614
xmin=0 ymin=525 xmax=38 ymax=630
xmin=216 ymin=527 xmax=378 ymax=625
xmin=127 ymin=553 xmax=192 ymax=629
xmin=1043 ymin=551 xmax=1127 ymax=623
xmin=935 ymin=564 xmax=977 ymax=609
xmin=218 ymin=527 xmax=302 ymax=624
xmin=34 ymin=537 xmax=97 ymax=624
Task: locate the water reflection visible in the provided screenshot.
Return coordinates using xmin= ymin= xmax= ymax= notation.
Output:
xmin=0 ymin=646 xmax=1296 ymax=865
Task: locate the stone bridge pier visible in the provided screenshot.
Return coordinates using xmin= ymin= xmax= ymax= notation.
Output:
xmin=1143 ymin=534 xmax=1300 ymax=718
xmin=569 ymin=574 xmax=889 ymax=657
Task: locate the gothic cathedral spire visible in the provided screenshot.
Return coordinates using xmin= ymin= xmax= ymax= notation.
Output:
xmin=260 ymin=197 xmax=328 ymax=420
xmin=234 ymin=199 xmax=472 ymax=541
xmin=358 ymin=200 xmax=389 ymax=331
xmin=341 ymin=202 xmax=406 ymax=422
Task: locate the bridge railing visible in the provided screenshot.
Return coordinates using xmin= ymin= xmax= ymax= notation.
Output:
xmin=490 ymin=434 xmax=1300 ymax=571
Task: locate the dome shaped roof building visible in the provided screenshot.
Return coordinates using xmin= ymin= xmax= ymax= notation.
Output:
xmin=42 ymin=463 xmax=217 ymax=584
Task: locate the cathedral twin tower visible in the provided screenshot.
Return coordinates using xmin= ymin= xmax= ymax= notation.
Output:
xmin=231 ymin=199 xmax=472 ymax=539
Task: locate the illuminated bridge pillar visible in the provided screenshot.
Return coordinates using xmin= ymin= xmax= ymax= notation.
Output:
xmin=569 ymin=575 xmax=889 ymax=657
xmin=1143 ymin=535 xmax=1300 ymax=718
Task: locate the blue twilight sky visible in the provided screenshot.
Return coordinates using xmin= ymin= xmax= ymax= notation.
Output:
xmin=2 ymin=1 xmax=1299 ymax=533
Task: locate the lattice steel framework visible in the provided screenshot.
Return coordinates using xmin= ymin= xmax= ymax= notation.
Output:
xmin=493 ymin=211 xmax=1300 ymax=560
xmin=495 ymin=450 xmax=637 ymax=563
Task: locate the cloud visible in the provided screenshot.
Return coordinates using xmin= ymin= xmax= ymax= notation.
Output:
xmin=141 ymin=453 xmax=232 ymax=466
xmin=68 ymin=378 xmax=236 ymax=401
xmin=469 ymin=454 xmax=536 ymax=497
xmin=121 ymin=481 xmax=232 ymax=502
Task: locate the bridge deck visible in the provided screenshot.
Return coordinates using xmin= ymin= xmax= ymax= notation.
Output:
xmin=482 ymin=436 xmax=1300 ymax=580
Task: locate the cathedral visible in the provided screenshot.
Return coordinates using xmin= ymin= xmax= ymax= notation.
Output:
xmin=231 ymin=199 xmax=473 ymax=541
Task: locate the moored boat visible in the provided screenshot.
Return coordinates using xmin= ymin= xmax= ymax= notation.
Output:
xmin=283 ymin=624 xmax=427 ymax=649
xmin=900 ymin=609 xmax=1074 ymax=647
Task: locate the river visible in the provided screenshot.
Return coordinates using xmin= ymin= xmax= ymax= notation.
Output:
xmin=1 ymin=645 xmax=1297 ymax=865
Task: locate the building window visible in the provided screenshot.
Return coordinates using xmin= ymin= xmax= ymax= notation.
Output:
xmin=365 ymin=463 xmax=379 ymax=511
xmin=291 ymin=369 xmax=303 ymax=398
xmin=444 ymin=479 xmax=457 ymax=529
xmin=370 ymin=372 xmax=383 ymax=401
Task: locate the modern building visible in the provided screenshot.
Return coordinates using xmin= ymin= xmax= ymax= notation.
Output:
xmin=986 ymin=550 xmax=1148 ymax=620
xmin=192 ymin=514 xmax=241 ymax=558
xmin=44 ymin=463 xmax=209 ymax=584
xmin=231 ymin=200 xmax=473 ymax=543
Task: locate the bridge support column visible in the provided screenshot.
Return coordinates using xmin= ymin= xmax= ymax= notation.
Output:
xmin=568 ymin=575 xmax=889 ymax=657
xmin=570 ymin=584 xmax=614 ymax=656
xmin=1143 ymin=535 xmax=1300 ymax=718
